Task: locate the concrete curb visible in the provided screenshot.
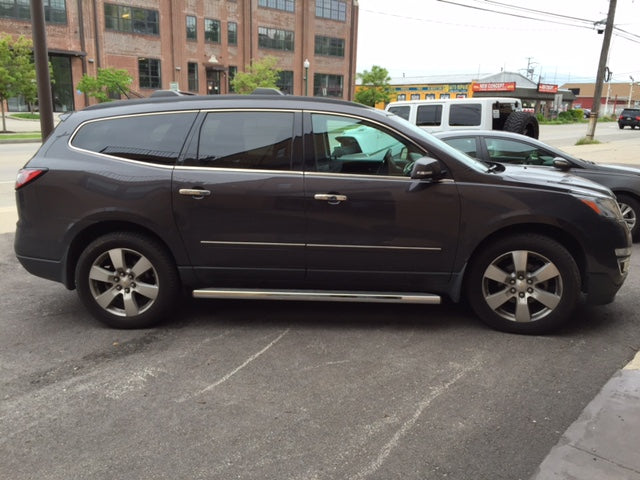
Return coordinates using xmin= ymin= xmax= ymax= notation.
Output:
xmin=530 ymin=355 xmax=640 ymax=480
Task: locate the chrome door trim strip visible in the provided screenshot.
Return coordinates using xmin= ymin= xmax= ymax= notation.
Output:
xmin=199 ymin=240 xmax=441 ymax=251
xmin=201 ymin=240 xmax=305 ymax=247
xmin=192 ymin=288 xmax=442 ymax=304
xmin=308 ymin=243 xmax=442 ymax=252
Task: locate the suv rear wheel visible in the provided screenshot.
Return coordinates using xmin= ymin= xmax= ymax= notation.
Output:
xmin=75 ymin=232 xmax=180 ymax=329
xmin=466 ymin=234 xmax=580 ymax=334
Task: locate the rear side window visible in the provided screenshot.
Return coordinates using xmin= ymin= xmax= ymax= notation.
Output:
xmin=71 ymin=113 xmax=197 ymax=164
xmin=449 ymin=104 xmax=481 ymax=126
xmin=388 ymin=106 xmax=410 ymax=120
xmin=416 ymin=105 xmax=442 ymax=126
xmin=194 ymin=111 xmax=294 ymax=170
xmin=443 ymin=137 xmax=477 ymax=158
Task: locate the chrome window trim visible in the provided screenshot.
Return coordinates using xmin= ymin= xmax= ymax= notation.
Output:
xmin=175 ymin=165 xmax=304 ymax=175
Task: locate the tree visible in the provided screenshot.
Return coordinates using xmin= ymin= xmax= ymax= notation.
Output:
xmin=355 ymin=65 xmax=392 ymax=107
xmin=76 ymin=67 xmax=133 ymax=103
xmin=0 ymin=34 xmax=37 ymax=132
xmin=231 ymin=56 xmax=280 ymax=94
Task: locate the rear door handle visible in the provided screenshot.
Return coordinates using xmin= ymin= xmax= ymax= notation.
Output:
xmin=314 ymin=193 xmax=347 ymax=204
xmin=179 ymin=188 xmax=211 ymax=199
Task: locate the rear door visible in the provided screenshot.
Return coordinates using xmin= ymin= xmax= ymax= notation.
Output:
xmin=172 ymin=109 xmax=306 ymax=286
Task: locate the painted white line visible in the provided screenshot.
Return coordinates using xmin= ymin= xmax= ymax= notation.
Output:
xmin=182 ymin=328 xmax=290 ymax=401
xmin=350 ymin=358 xmax=480 ymax=480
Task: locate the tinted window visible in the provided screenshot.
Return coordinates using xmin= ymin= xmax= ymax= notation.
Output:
xmin=443 ymin=137 xmax=477 ymax=158
xmin=71 ymin=113 xmax=197 ymax=164
xmin=416 ymin=104 xmax=442 ymax=126
xmin=449 ymin=104 xmax=481 ymax=126
xmin=195 ymin=112 xmax=294 ymax=170
xmin=388 ymin=106 xmax=410 ymax=120
xmin=485 ymin=138 xmax=556 ymax=165
xmin=311 ymin=113 xmax=425 ymax=176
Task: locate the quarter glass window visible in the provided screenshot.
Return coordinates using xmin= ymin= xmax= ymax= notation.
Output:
xmin=71 ymin=113 xmax=198 ymax=164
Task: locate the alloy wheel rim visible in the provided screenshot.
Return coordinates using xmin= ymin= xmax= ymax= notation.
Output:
xmin=481 ymin=250 xmax=563 ymax=323
xmin=618 ymin=202 xmax=637 ymax=232
xmin=88 ymin=248 xmax=159 ymax=317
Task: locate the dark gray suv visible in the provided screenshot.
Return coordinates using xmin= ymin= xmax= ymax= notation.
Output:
xmin=14 ymin=95 xmax=632 ymax=334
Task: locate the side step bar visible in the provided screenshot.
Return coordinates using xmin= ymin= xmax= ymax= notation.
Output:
xmin=192 ymin=288 xmax=441 ymax=304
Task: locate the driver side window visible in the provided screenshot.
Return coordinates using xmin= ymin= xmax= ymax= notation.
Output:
xmin=310 ymin=113 xmax=424 ymax=176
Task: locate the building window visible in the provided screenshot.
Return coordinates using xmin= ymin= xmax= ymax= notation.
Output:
xmin=188 ymin=62 xmax=198 ymax=92
xmin=258 ymin=0 xmax=294 ymax=12
xmin=228 ymin=21 xmax=237 ymax=45
xmin=258 ymin=27 xmax=294 ymax=51
xmin=138 ymin=58 xmax=161 ymax=89
xmin=205 ymin=18 xmax=221 ymax=43
xmin=186 ymin=15 xmax=196 ymax=41
xmin=277 ymin=71 xmax=293 ymax=94
xmin=314 ymin=35 xmax=344 ymax=57
xmin=105 ymin=4 xmax=159 ymax=35
xmin=314 ymin=73 xmax=343 ymax=97
xmin=228 ymin=66 xmax=237 ymax=92
xmin=410 ymin=93 xmax=420 ymax=100
xmin=316 ymin=0 xmax=346 ymax=21
xmin=0 ymin=0 xmax=66 ymax=23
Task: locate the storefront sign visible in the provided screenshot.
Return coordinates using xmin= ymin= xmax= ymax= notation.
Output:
xmin=538 ymin=83 xmax=558 ymax=93
xmin=472 ymin=82 xmax=516 ymax=92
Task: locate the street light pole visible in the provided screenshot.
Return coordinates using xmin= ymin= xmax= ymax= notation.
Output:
xmin=629 ymin=76 xmax=635 ymax=108
xmin=303 ymin=58 xmax=310 ymax=96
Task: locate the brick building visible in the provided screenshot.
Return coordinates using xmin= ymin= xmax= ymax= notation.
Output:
xmin=1 ymin=0 xmax=359 ymax=111
xmin=562 ymin=82 xmax=640 ymax=116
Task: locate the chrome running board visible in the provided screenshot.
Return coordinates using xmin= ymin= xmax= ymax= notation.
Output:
xmin=192 ymin=288 xmax=441 ymax=304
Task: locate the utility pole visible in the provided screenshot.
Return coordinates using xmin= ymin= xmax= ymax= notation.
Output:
xmin=30 ymin=0 xmax=55 ymax=140
xmin=586 ymin=0 xmax=616 ymax=141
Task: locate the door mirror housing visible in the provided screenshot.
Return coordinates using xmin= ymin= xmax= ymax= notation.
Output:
xmin=410 ymin=157 xmax=443 ymax=180
xmin=553 ymin=157 xmax=571 ymax=170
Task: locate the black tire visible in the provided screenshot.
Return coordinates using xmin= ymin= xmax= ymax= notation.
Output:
xmin=75 ymin=232 xmax=180 ymax=328
xmin=466 ymin=234 xmax=580 ymax=334
xmin=619 ymin=124 xmax=624 ymax=129
xmin=616 ymin=193 xmax=640 ymax=242
xmin=503 ymin=111 xmax=540 ymax=139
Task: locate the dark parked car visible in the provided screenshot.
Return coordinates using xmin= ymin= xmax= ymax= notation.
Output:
xmin=14 ymin=95 xmax=631 ymax=334
xmin=618 ymin=108 xmax=640 ymax=129
xmin=434 ymin=130 xmax=640 ymax=241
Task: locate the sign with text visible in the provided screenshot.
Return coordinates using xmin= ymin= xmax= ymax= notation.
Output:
xmin=472 ymin=82 xmax=516 ymax=92
xmin=538 ymin=83 xmax=558 ymax=93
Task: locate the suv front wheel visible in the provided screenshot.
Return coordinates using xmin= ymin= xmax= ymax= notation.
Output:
xmin=466 ymin=234 xmax=580 ymax=334
xmin=75 ymin=232 xmax=180 ymax=329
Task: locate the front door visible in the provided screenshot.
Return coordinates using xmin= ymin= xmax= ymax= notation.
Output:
xmin=303 ymin=112 xmax=461 ymax=293
xmin=206 ymin=69 xmax=221 ymax=95
xmin=172 ymin=110 xmax=305 ymax=286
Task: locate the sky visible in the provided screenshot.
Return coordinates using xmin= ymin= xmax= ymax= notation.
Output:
xmin=356 ymin=0 xmax=640 ymax=86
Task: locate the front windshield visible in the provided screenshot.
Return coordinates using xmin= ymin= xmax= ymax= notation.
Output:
xmin=383 ymin=111 xmax=491 ymax=173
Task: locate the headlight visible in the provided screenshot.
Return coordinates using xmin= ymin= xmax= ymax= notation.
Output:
xmin=574 ymin=194 xmax=623 ymax=220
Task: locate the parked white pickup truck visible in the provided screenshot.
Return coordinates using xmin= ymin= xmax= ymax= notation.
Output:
xmin=386 ymin=97 xmax=539 ymax=139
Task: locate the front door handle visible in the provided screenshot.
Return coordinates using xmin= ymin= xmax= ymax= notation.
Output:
xmin=179 ymin=188 xmax=211 ymax=199
xmin=314 ymin=193 xmax=348 ymax=204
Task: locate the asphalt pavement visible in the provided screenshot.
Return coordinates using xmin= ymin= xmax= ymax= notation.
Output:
xmin=1 ymin=114 xmax=640 ymax=479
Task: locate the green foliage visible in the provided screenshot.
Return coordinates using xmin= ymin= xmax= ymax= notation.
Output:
xmin=76 ymin=67 xmax=133 ymax=103
xmin=575 ymin=137 xmax=601 ymax=145
xmin=0 ymin=34 xmax=38 ymax=131
xmin=11 ymin=112 xmax=39 ymax=119
xmin=230 ymin=56 xmax=280 ymax=94
xmin=355 ymin=65 xmax=392 ymax=107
